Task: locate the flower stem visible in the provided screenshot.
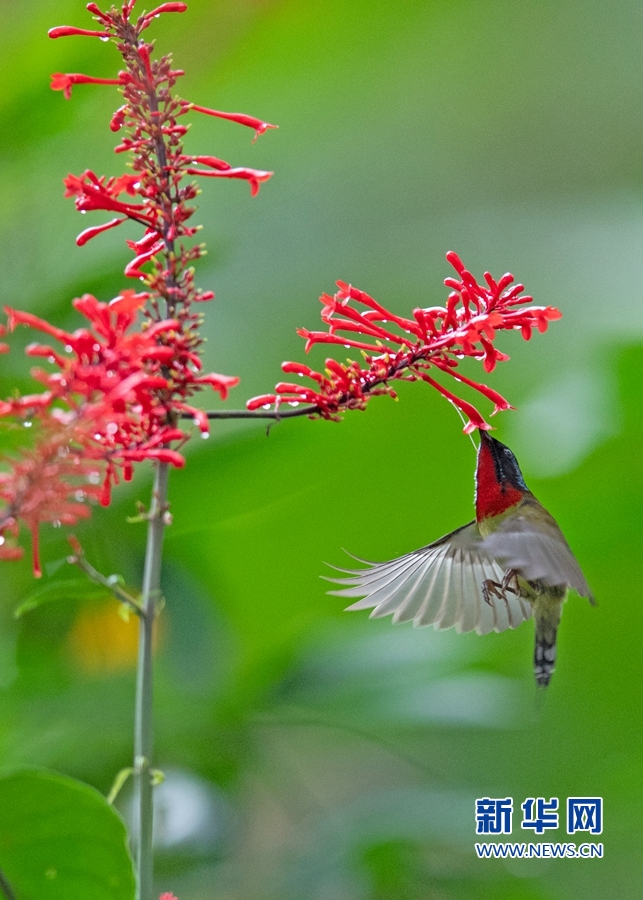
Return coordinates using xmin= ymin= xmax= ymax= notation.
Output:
xmin=181 ymin=406 xmax=317 ymax=420
xmin=134 ymin=460 xmax=169 ymax=900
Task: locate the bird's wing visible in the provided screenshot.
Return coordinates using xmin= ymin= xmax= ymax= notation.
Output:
xmin=479 ymin=513 xmax=594 ymax=601
xmin=326 ymin=521 xmax=533 ymax=635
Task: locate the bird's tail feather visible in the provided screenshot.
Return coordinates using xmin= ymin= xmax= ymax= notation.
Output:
xmin=534 ymin=632 xmax=557 ymax=688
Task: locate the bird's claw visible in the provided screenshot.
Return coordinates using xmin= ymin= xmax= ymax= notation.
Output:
xmin=501 ymin=570 xmax=520 ymax=597
xmin=482 ymin=570 xmax=519 ymax=607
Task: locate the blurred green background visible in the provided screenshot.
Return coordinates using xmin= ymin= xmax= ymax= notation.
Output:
xmin=0 ymin=0 xmax=642 ymax=897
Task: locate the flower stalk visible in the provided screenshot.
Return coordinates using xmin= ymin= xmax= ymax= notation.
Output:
xmin=134 ymin=460 xmax=169 ymax=900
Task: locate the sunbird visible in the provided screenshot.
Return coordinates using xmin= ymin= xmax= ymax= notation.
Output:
xmin=328 ymin=430 xmax=594 ymax=687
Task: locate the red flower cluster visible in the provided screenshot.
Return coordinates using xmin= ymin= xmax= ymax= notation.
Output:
xmin=49 ymin=2 xmax=275 ymax=287
xmin=0 ymin=0 xmax=274 ymax=572
xmin=0 ymin=290 xmax=237 ymax=573
xmin=248 ymin=252 xmax=562 ymax=431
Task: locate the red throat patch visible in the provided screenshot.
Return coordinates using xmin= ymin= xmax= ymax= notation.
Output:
xmin=475 ymin=436 xmax=524 ymax=521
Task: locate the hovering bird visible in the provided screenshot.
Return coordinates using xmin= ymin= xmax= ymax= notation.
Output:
xmin=328 ymin=430 xmax=594 ymax=687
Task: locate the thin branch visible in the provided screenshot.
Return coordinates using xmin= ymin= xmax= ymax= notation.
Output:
xmin=180 ymin=406 xmax=317 ymax=421
xmin=69 ymin=552 xmax=145 ymax=616
xmin=183 ymin=346 xmax=447 ymax=423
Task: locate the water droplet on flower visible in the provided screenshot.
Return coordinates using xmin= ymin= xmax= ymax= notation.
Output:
xmin=94 ymin=433 xmax=102 ymax=440
xmin=288 ymin=401 xmax=299 ymax=407
xmin=48 ymin=356 xmax=55 ymax=364
xmin=65 ymin=345 xmax=73 ymax=353
xmin=75 ymin=490 xmax=86 ymax=501
xmin=93 ymin=343 xmax=100 ymax=352
xmin=344 ymin=344 xmax=350 ymax=349
xmin=298 ymin=373 xmax=304 ymax=377
xmin=87 ymin=472 xmax=100 ymax=485
xmin=262 ymin=404 xmax=271 ymax=410
xmin=201 ymin=432 xmax=209 ymax=439
xmin=53 ymin=520 xmax=61 ymax=529
xmin=0 ymin=536 xmax=5 ymax=546
xmin=23 ymin=421 xmax=32 ymax=428
xmin=100 ymin=35 xmax=109 ymax=42
xmin=80 ymin=210 xmax=86 ymax=214
xmin=106 ymin=422 xmax=118 ymax=435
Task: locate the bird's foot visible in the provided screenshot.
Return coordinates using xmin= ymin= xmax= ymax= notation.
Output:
xmin=482 ymin=579 xmax=504 ymax=606
xmin=482 ymin=570 xmax=519 ymax=607
xmin=501 ymin=569 xmax=520 ymax=597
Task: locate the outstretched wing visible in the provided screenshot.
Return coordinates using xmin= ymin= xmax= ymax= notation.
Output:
xmin=479 ymin=509 xmax=595 ymax=602
xmin=326 ymin=521 xmax=533 ymax=635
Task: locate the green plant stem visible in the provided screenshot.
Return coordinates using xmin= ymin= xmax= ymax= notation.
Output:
xmin=134 ymin=460 xmax=169 ymax=900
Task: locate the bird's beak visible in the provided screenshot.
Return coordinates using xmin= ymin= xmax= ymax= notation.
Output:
xmin=477 ymin=429 xmax=502 ymax=471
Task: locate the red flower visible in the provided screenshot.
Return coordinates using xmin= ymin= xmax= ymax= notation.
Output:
xmin=1 ymin=287 xmax=238 ymax=572
xmin=247 ymin=253 xmax=561 ymax=431
xmin=49 ymin=4 xmax=276 ymax=282
xmin=187 ymin=104 xmax=278 ymax=141
xmin=141 ymin=4 xmax=188 ymax=29
xmin=183 ymin=166 xmax=274 ymax=197
xmin=48 ymin=26 xmax=111 ymax=39
xmin=50 ymin=72 xmax=127 ymax=100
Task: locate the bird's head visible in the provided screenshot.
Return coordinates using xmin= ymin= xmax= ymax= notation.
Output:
xmin=475 ymin=430 xmax=529 ymax=521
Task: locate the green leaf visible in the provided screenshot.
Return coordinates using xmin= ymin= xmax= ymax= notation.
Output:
xmin=13 ymin=579 xmax=109 ymax=619
xmin=0 ymin=768 xmax=135 ymax=900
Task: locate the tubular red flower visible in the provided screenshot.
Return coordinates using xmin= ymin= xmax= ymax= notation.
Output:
xmin=51 ymin=72 xmax=127 ymax=100
xmin=48 ymin=26 xmax=111 ymax=39
xmin=6 ymin=307 xmax=73 ymax=343
xmin=117 ymin=448 xmax=185 ymax=466
xmin=187 ymin=105 xmax=278 ymax=141
xmin=184 ymin=167 xmax=273 ymax=196
xmin=110 ymin=105 xmax=129 ymax=132
xmin=246 ymin=394 xmax=279 ymax=410
xmin=418 ymin=374 xmax=491 ymax=433
xmin=76 ymin=217 xmax=127 ymax=246
xmin=124 ymin=242 xmax=165 ymax=279
xmin=192 ymin=373 xmax=240 ymax=400
xmin=141 ymin=3 xmax=188 ymax=28
xmin=85 ymin=3 xmax=112 ymax=23
xmin=189 ymin=155 xmax=232 ymax=171
xmin=281 ymin=361 xmax=325 ymax=384
xmin=431 ymin=361 xmax=512 ymax=415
